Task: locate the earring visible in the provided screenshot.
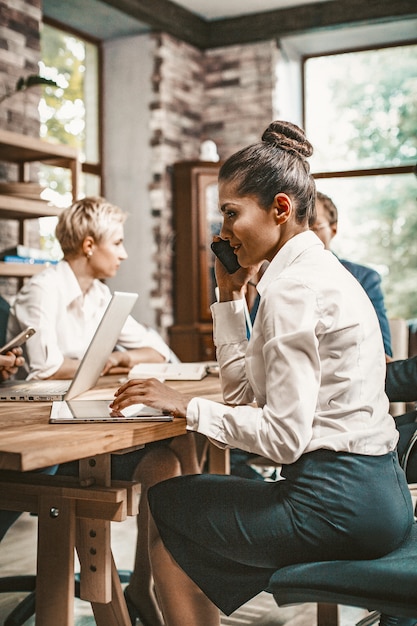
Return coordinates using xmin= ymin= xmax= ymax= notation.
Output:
xmin=86 ymin=251 xmax=93 ymax=259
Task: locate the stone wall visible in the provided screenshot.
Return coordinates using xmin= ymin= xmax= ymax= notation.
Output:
xmin=148 ymin=33 xmax=205 ymax=330
xmin=203 ymin=40 xmax=278 ymax=158
xmin=0 ymin=0 xmax=42 ymax=297
xmin=0 ymin=8 xmax=278 ymax=328
xmin=0 ymin=0 xmax=41 ymax=138
xmin=148 ymin=32 xmax=277 ymax=330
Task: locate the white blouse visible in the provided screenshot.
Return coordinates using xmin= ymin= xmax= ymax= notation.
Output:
xmin=186 ymin=231 xmax=398 ymax=465
xmin=8 ymin=261 xmax=171 ymax=379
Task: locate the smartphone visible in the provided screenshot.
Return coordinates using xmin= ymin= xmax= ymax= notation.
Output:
xmin=211 ymin=239 xmax=241 ymax=274
xmin=0 ymin=327 xmax=36 ymax=354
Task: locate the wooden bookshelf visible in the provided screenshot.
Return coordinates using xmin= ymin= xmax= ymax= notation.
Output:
xmin=0 ymin=129 xmax=80 ymax=280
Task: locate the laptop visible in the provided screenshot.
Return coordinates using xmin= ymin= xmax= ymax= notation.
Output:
xmin=0 ymin=291 xmax=138 ymax=402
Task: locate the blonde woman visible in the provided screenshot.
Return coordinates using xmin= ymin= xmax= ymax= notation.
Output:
xmin=8 ymin=196 xmax=170 ymax=380
xmin=8 ymin=197 xmax=200 ymax=626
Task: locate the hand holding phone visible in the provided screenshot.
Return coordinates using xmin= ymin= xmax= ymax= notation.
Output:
xmin=0 ymin=327 xmax=36 ymax=354
xmin=211 ymin=239 xmax=241 ymax=274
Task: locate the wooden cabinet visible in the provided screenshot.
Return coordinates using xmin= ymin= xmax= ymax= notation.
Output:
xmin=169 ymin=161 xmax=221 ymax=361
xmin=0 ymin=129 xmax=80 ymax=278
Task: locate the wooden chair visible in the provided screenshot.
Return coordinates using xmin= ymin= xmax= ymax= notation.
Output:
xmin=0 ymin=295 xmax=133 ymax=624
xmin=268 ymin=485 xmax=417 ymax=626
xmin=0 ymin=470 xmax=140 ymax=626
xmin=0 ymin=571 xmax=132 ymax=626
xmin=0 ymin=295 xmax=9 ymax=346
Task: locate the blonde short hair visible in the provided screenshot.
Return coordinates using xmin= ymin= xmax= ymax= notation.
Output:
xmin=56 ymin=196 xmax=127 ymax=257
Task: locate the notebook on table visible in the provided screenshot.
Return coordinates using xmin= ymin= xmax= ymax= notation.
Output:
xmin=128 ymin=362 xmax=210 ymax=381
xmin=49 ymin=399 xmax=173 ymax=423
xmin=0 ymin=291 xmax=138 ymax=402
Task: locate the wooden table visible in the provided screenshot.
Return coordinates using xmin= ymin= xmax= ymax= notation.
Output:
xmin=0 ymin=374 xmax=225 ymax=625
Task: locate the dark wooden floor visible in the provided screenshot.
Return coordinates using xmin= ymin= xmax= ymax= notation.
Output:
xmin=0 ymin=512 xmax=369 ymax=625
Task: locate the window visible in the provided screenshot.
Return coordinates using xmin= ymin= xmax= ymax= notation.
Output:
xmin=38 ymin=22 xmax=101 ymax=257
xmin=304 ymin=43 xmax=417 ymax=320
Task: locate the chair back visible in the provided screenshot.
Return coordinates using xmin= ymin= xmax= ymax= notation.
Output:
xmin=0 ymin=296 xmax=10 ymax=347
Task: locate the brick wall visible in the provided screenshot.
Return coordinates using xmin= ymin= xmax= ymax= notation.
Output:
xmin=203 ymin=40 xmax=278 ymax=158
xmin=148 ymin=34 xmax=205 ymax=329
xmin=0 ymin=0 xmax=41 ymax=137
xmin=148 ymin=32 xmax=277 ymax=330
xmin=0 ymin=9 xmax=278 ymax=326
xmin=0 ymin=0 xmax=42 ymax=297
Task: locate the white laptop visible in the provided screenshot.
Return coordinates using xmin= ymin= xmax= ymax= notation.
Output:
xmin=0 ymin=291 xmax=138 ymax=402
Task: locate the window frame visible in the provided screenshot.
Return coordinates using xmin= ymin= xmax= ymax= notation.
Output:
xmin=301 ymin=40 xmax=417 ymax=322
xmin=301 ymin=38 xmax=417 ymax=182
xmin=42 ymin=16 xmax=104 ymax=193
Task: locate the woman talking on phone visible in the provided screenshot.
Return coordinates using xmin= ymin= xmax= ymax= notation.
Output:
xmin=111 ymin=120 xmax=414 ymax=626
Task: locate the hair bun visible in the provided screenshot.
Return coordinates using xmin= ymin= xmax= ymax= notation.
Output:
xmin=262 ymin=120 xmax=313 ymax=159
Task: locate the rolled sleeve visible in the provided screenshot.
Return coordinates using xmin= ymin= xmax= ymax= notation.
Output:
xmin=211 ymin=299 xmax=248 ymax=346
xmin=186 ymin=397 xmax=229 ymax=446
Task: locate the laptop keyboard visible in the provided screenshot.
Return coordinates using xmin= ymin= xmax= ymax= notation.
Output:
xmin=0 ymin=379 xmax=71 ymax=401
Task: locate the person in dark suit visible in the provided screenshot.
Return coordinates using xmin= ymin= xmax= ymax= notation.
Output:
xmin=386 ymin=356 xmax=417 ymax=403
xmin=312 ymin=190 xmax=392 ymax=357
xmin=311 ymin=192 xmax=417 ymax=481
xmin=387 ymin=356 xmax=417 ymax=482
xmin=251 ymin=191 xmax=392 ymax=356
xmin=239 ymin=193 xmax=415 ymax=484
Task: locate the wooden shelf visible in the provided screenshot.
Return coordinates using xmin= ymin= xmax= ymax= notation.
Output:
xmin=0 ymin=194 xmax=62 ymax=220
xmin=0 ymin=262 xmax=50 ymax=277
xmin=0 ymin=129 xmax=78 ymax=168
xmin=0 ymin=129 xmax=80 ymax=281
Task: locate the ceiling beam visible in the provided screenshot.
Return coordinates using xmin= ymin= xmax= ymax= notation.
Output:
xmin=99 ymin=0 xmax=209 ymax=48
xmin=99 ymin=0 xmax=417 ymax=49
xmin=207 ymin=0 xmax=417 ymax=48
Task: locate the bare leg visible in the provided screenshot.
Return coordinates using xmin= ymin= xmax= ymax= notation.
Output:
xmin=169 ymin=432 xmax=201 ymax=475
xmin=149 ymin=513 xmax=221 ymax=626
xmin=126 ymin=446 xmax=180 ymax=626
xmin=126 ymin=434 xmax=200 ymax=626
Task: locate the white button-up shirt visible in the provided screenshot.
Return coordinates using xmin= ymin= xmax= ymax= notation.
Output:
xmin=187 ymin=231 xmax=398 ymax=465
xmin=8 ymin=261 xmax=171 ymax=379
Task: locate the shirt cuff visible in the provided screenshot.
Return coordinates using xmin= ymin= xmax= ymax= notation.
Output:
xmin=186 ymin=396 xmax=228 ymax=446
xmin=211 ymin=300 xmax=248 ymax=345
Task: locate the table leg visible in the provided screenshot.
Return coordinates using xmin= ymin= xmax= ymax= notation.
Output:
xmin=91 ymin=554 xmax=132 ymax=626
xmin=76 ymin=518 xmax=112 ymax=602
xmin=35 ymin=494 xmax=76 ymax=626
xmin=77 ymin=454 xmax=131 ymax=626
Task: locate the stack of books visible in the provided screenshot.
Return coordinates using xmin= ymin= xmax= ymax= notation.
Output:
xmin=128 ymin=362 xmax=211 ymax=381
xmin=0 ymin=245 xmax=59 ymax=265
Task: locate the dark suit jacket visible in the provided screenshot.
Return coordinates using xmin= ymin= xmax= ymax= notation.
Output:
xmin=0 ymin=295 xmax=9 ymax=347
xmin=387 ymin=356 xmax=417 ymax=482
xmin=386 ymin=356 xmax=417 ymax=403
xmin=340 ymin=259 xmax=392 ymax=357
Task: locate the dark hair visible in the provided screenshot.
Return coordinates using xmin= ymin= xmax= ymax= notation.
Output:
xmin=315 ymin=191 xmax=338 ymax=225
xmin=219 ymin=120 xmax=316 ymax=225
